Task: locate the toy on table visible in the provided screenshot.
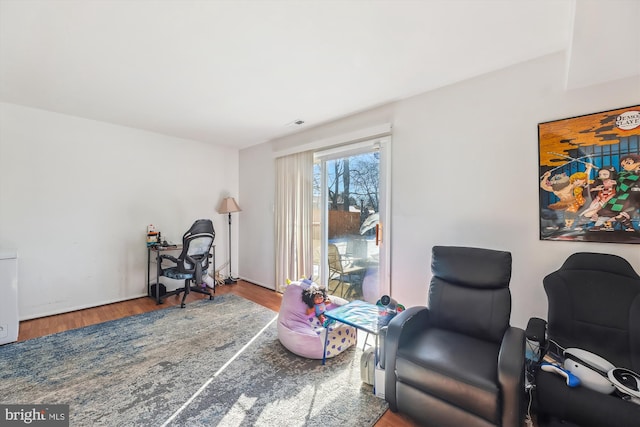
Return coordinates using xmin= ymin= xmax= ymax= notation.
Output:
xmin=301 ymin=281 xmax=331 ymax=326
xmin=375 ymin=295 xmax=405 ymax=327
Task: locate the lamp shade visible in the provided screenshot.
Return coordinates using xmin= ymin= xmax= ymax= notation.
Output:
xmin=218 ymin=197 xmax=241 ymax=214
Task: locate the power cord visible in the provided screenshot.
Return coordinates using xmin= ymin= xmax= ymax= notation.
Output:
xmin=524 ymin=383 xmax=535 ymax=427
xmin=524 ymin=336 xmax=544 ymax=427
xmin=523 ymin=338 xmax=570 ymax=427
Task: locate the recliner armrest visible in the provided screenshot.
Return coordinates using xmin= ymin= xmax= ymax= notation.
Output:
xmin=384 ymin=306 xmax=429 ymax=411
xmin=498 ymin=326 xmax=526 ymax=427
xmin=378 ymin=326 xmax=387 ymax=369
xmin=525 ymin=317 xmax=547 ymax=347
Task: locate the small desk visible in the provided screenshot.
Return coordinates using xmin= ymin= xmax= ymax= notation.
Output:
xmin=322 ymin=300 xmax=383 ymax=365
xmin=146 ymin=244 xmax=215 ymax=304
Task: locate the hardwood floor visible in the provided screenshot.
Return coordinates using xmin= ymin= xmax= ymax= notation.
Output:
xmin=17 ymin=280 xmax=419 ymax=427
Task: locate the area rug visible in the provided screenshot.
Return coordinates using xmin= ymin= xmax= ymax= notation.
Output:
xmin=0 ymin=294 xmax=388 ymax=426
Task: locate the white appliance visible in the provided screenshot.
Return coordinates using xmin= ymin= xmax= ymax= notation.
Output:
xmin=0 ymin=249 xmax=18 ymax=345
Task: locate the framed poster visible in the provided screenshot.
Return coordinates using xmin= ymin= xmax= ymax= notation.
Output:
xmin=538 ymin=105 xmax=640 ymax=243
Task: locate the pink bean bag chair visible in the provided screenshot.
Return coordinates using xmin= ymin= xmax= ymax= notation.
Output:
xmin=277 ymin=280 xmax=356 ymax=359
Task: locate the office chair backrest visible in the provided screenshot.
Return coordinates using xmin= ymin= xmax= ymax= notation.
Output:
xmin=544 ymin=252 xmax=640 ymax=371
xmin=429 ymin=246 xmax=512 ymax=343
xmin=177 ymin=219 xmax=215 ymax=275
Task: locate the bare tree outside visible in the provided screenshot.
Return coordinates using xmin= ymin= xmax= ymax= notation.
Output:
xmin=350 ymin=153 xmax=379 ymax=214
xmin=343 ymin=158 xmax=350 ymax=212
xmin=322 ymin=152 xmax=379 ymax=216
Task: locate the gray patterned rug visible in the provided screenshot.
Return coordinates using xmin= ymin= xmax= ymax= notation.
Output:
xmin=0 ymin=294 xmax=388 ymax=426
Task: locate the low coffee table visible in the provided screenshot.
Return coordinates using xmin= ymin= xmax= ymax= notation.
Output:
xmin=322 ymin=300 xmax=384 ymax=366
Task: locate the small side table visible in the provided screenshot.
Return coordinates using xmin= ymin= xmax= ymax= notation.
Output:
xmin=322 ymin=300 xmax=384 ymax=365
xmin=147 ymin=245 xmax=182 ymax=304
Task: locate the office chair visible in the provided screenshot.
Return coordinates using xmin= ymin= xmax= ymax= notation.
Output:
xmin=158 ymin=219 xmax=216 ymax=308
xmin=526 ymin=252 xmax=640 ymax=427
xmin=384 ymin=246 xmax=525 ymax=427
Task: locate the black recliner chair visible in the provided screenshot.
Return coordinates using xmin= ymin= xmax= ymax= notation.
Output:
xmin=526 ymin=252 xmax=640 ymax=427
xmin=157 ymin=219 xmax=216 ymax=308
xmin=384 ymin=246 xmax=526 ymax=427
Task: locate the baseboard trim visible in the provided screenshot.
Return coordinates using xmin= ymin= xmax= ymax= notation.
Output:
xmin=238 ymin=277 xmax=275 ymax=291
xmin=19 ymin=293 xmax=148 ymax=321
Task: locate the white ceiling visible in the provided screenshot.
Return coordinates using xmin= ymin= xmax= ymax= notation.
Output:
xmin=1 ymin=0 xmax=638 ymax=149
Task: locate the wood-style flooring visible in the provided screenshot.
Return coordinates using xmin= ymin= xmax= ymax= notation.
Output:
xmin=17 ymin=280 xmax=418 ymax=427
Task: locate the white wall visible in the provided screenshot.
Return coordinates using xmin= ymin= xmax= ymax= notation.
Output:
xmin=0 ymin=103 xmax=238 ymax=320
xmin=239 ymin=52 xmax=640 ymax=328
xmin=238 ymin=143 xmax=275 ymax=288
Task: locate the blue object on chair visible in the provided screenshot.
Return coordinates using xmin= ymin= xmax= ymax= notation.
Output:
xmin=158 ymin=219 xmax=215 ymax=308
xmin=540 ymin=362 xmax=581 ymax=387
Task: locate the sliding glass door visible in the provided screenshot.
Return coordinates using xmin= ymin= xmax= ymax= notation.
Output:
xmin=313 ymin=137 xmax=390 ymax=302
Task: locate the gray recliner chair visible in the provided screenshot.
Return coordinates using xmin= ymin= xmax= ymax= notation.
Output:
xmin=384 ymin=246 xmax=526 ymax=427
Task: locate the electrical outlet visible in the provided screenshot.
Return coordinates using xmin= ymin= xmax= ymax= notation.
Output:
xmin=0 ymin=324 xmax=7 ymax=339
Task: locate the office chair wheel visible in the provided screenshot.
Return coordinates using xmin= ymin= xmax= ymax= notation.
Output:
xmin=180 ymin=302 xmax=186 ymax=308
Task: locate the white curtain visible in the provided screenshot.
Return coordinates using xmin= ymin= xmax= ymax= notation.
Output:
xmin=275 ymin=151 xmax=314 ymax=292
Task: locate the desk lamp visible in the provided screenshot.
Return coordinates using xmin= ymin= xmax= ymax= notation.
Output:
xmin=218 ymin=197 xmax=241 ymax=284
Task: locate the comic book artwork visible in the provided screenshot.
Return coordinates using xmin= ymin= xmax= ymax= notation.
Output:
xmin=538 ymin=106 xmax=640 ymax=243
